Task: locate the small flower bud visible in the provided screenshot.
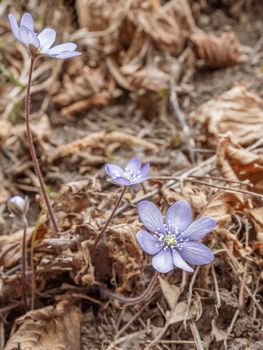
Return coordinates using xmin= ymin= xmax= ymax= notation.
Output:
xmin=7 ymin=196 xmax=29 ymax=221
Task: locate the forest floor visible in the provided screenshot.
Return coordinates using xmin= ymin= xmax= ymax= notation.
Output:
xmin=0 ymin=1 xmax=263 ymax=349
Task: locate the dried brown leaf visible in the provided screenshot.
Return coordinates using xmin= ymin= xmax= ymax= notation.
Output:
xmin=55 ymin=178 xmax=101 ymax=214
xmin=190 ymin=31 xmax=246 ymax=67
xmin=53 ymin=66 xmax=115 ymax=117
xmin=132 ymin=0 xmax=196 ymax=56
xmin=167 ymin=301 xmax=194 ymax=325
xmin=247 ymin=207 xmax=263 ymax=234
xmin=202 ymin=191 xmax=244 ymax=225
xmin=190 ymin=84 xmax=263 ymax=147
xmin=159 ymin=276 xmax=181 ymax=309
xmin=4 ymin=300 xmax=82 ymax=350
xmin=216 ymin=137 xmax=263 ymax=193
xmin=93 ymin=223 xmax=143 ymax=293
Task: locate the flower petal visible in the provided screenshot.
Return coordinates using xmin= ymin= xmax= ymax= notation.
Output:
xmin=8 ymin=14 xmax=19 ymax=39
xmin=19 ymin=26 xmax=40 ymax=48
xmin=47 ymin=51 xmax=81 ymax=59
xmin=105 ymin=164 xmax=124 ymax=179
xmin=138 ymin=201 xmax=165 ymax=234
xmin=152 ymin=249 xmax=174 ymax=273
xmin=38 ymin=28 xmax=56 ymax=50
xmin=125 ymin=158 xmax=141 ymax=173
xmin=20 ymin=13 xmax=34 ymax=31
xmin=172 ymin=249 xmax=193 ymax=272
xmin=112 ymin=177 xmax=132 ymax=186
xmin=179 ymin=241 xmax=214 ymax=265
xmin=141 ymin=163 xmax=150 ymax=178
xmin=45 ymin=42 xmax=77 ymax=55
xmin=165 ymin=200 xmax=192 ymax=235
xmin=136 ymin=230 xmax=162 ymax=255
xmin=179 ymin=217 xmax=216 ymax=241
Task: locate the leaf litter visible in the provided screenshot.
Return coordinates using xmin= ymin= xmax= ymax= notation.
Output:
xmin=0 ymin=1 xmax=263 ymax=350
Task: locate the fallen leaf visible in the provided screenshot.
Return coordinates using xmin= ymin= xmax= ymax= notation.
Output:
xmin=159 ymin=276 xmax=181 ymax=309
xmin=4 ymin=300 xmax=82 ymax=350
xmin=216 ymin=137 xmax=263 ymax=193
xmin=190 ymin=31 xmax=246 ymax=67
xmin=168 ymin=301 xmax=193 ymax=325
xmin=190 ymin=84 xmax=263 ymax=147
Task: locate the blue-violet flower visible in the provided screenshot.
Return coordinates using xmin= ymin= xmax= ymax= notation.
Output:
xmin=8 ymin=12 xmax=81 ymax=59
xmin=136 ymin=200 xmax=216 ymax=273
xmin=105 ymin=158 xmax=150 ymax=186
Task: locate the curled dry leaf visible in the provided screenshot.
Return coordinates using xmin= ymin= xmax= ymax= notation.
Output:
xmin=127 ymin=57 xmax=181 ymax=93
xmin=55 ymin=178 xmax=101 ymax=214
xmin=190 ymin=84 xmax=263 ymax=147
xmin=93 ymin=224 xmax=143 ymax=293
xmin=247 ymin=207 xmax=263 ymax=234
xmin=216 ymin=137 xmax=263 ymax=193
xmin=246 ymin=207 xmax=263 ymax=256
xmin=52 ymin=131 xmax=158 ymax=160
xmin=4 ymin=300 xmax=82 ymax=350
xmin=202 ymin=191 xmax=244 ymax=225
xmin=132 ymin=0 xmax=196 ymax=56
xmin=53 ymin=66 xmax=115 ymax=117
xmin=76 ymin=0 xmax=127 ymax=32
xmin=190 ymin=31 xmax=246 ymax=68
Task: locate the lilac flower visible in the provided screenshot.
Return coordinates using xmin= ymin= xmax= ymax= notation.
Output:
xmin=8 ymin=12 xmax=81 ymax=59
xmin=136 ymin=200 xmax=216 ymax=273
xmin=105 ymin=158 xmax=150 ymax=186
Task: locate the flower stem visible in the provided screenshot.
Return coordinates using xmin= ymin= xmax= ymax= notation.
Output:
xmin=22 ymin=218 xmax=28 ymax=310
xmin=92 ymin=186 xmax=127 ymax=252
xmin=100 ymin=271 xmax=159 ymax=305
xmin=25 ymin=57 xmax=59 ymax=233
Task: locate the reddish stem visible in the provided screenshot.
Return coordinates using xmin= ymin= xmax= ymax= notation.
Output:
xmin=101 ymin=271 xmax=159 ymax=305
xmin=25 ymin=57 xmax=59 ymax=233
xmin=92 ymin=186 xmax=127 ymax=252
xmin=22 ymin=219 xmax=28 ymax=309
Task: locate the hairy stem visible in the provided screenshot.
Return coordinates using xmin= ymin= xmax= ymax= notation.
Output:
xmin=25 ymin=57 xmax=59 ymax=233
xmin=22 ymin=219 xmax=28 ymax=309
xmin=92 ymin=186 xmax=127 ymax=252
xmin=101 ymin=271 xmax=159 ymax=305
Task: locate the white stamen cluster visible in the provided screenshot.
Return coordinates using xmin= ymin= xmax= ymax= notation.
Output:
xmin=154 ymin=222 xmax=189 ymax=250
xmin=123 ymin=168 xmax=142 ymax=182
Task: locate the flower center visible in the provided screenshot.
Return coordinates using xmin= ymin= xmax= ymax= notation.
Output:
xmin=123 ymin=169 xmax=141 ymax=182
xmin=164 ymin=234 xmax=177 ymax=247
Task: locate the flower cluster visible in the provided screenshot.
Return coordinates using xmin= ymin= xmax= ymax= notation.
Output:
xmin=7 ymin=11 xmax=216 ymax=277
xmin=8 ymin=12 xmax=80 ymax=59
xmin=104 ymin=157 xmax=216 ymax=274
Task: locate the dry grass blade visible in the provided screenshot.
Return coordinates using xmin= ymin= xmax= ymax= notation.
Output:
xmin=53 ymin=131 xmax=158 ymax=159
